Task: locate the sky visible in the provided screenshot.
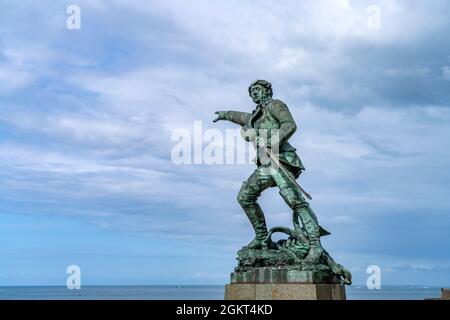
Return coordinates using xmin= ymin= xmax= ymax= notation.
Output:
xmin=0 ymin=0 xmax=450 ymax=287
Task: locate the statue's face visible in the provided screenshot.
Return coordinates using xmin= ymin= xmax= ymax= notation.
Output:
xmin=249 ymin=84 xmax=267 ymax=104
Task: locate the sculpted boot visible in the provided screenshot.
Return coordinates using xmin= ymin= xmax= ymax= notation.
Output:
xmin=279 ymin=187 xmax=324 ymax=265
xmin=237 ymin=182 xmax=269 ymax=249
xmin=298 ymin=205 xmax=323 ymax=265
xmin=245 ymin=203 xmax=269 ymax=249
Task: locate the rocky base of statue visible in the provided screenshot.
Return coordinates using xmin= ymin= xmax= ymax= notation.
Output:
xmin=234 ymin=240 xmax=352 ymax=285
xmin=224 ymin=239 xmax=351 ymax=300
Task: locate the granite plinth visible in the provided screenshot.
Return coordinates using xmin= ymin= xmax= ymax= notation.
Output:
xmin=224 ymin=283 xmax=346 ymax=300
xmin=225 ymin=267 xmax=347 ymax=300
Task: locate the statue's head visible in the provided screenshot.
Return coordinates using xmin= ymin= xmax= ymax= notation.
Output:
xmin=248 ymin=79 xmax=273 ymax=104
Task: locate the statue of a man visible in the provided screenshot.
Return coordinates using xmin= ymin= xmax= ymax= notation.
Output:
xmin=214 ymin=80 xmax=324 ymax=265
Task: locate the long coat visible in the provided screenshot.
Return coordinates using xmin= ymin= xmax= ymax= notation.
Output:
xmin=226 ymin=99 xmax=304 ymax=178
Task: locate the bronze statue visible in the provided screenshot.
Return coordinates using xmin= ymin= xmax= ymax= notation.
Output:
xmin=214 ymin=80 xmax=351 ymax=285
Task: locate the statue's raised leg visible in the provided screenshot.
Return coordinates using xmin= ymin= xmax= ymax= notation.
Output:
xmin=279 ymin=186 xmax=324 ymax=265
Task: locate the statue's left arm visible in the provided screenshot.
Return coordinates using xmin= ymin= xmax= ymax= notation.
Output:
xmin=268 ymin=100 xmax=297 ymax=147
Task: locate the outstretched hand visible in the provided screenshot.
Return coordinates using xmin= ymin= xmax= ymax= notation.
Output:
xmin=213 ymin=111 xmax=227 ymax=123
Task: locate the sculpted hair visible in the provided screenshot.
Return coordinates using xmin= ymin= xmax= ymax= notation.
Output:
xmin=248 ymin=79 xmax=273 ymax=97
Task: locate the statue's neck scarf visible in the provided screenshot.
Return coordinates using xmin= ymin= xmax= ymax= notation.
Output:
xmin=250 ymin=97 xmax=273 ymax=128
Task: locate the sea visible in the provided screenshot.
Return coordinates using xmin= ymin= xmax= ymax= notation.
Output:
xmin=0 ymin=285 xmax=443 ymax=300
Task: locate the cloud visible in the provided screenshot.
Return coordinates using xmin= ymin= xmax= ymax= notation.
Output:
xmin=0 ymin=65 xmax=34 ymax=93
xmin=442 ymin=65 xmax=450 ymax=81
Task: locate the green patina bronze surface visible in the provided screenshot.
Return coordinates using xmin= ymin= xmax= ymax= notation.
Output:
xmin=214 ymin=80 xmax=351 ymax=285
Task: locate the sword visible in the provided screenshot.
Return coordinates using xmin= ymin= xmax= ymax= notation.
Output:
xmin=265 ymin=146 xmax=334 ymax=236
xmin=261 ymin=146 xmax=312 ymax=200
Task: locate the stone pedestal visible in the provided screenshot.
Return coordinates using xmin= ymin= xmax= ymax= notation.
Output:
xmin=230 ymin=268 xmax=340 ymax=284
xmin=224 ymin=268 xmax=347 ymax=300
xmin=225 ymin=283 xmax=346 ymax=300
